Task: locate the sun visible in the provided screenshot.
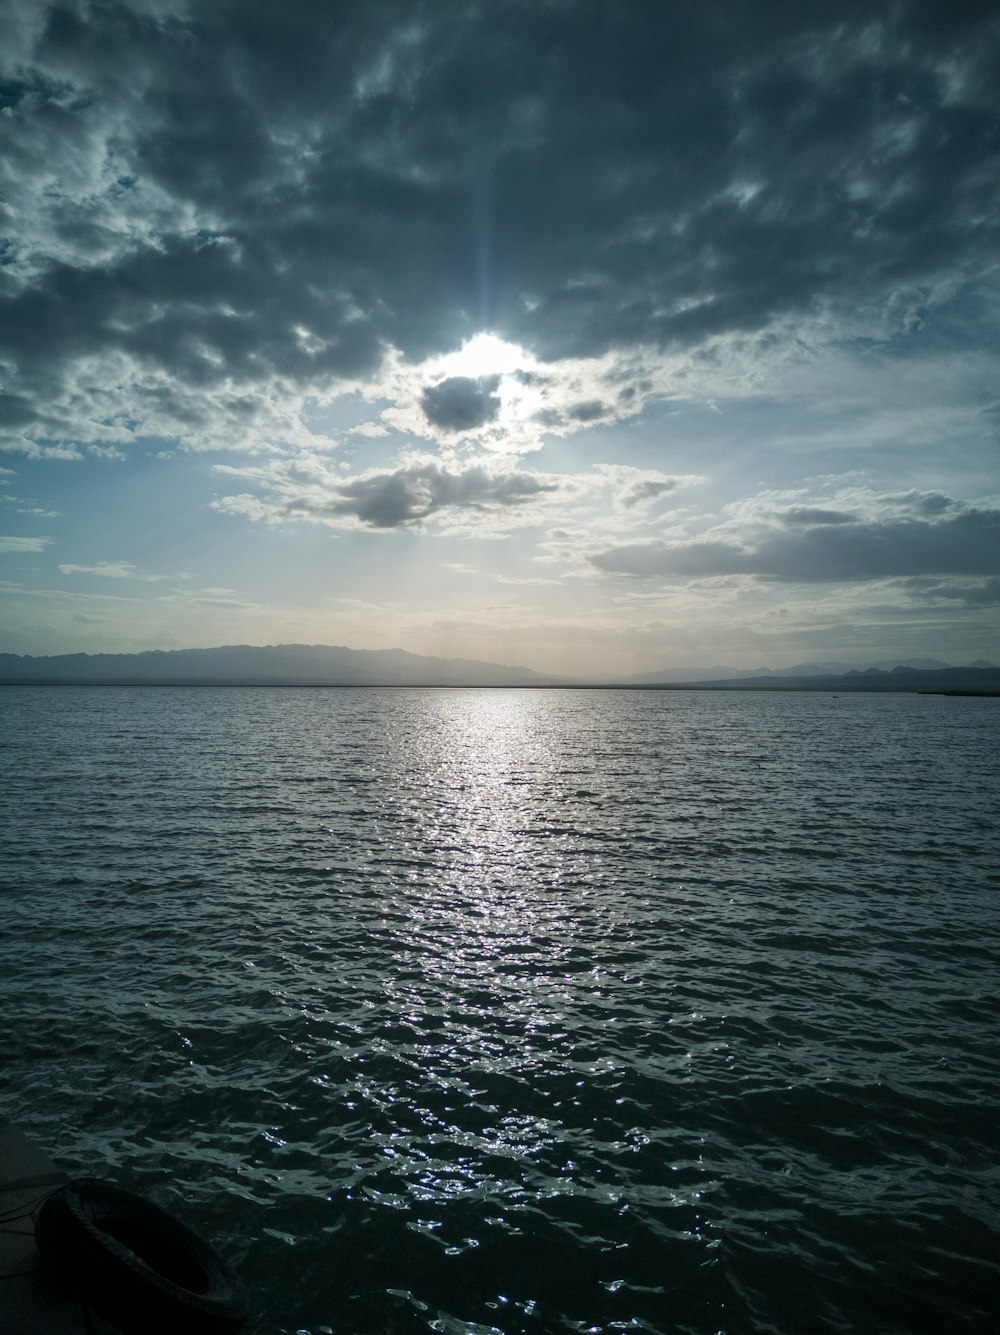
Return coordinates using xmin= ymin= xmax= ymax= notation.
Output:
xmin=414 ymin=332 xmax=547 ymax=447
xmin=431 ymin=332 xmax=533 ymax=380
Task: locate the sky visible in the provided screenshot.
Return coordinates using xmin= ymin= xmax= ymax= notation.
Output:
xmin=1 ymin=0 xmax=998 ymax=676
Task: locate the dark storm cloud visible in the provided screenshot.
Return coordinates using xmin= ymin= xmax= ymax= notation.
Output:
xmin=421 ymin=376 xmax=501 ymax=431
xmin=590 ymin=507 xmax=1000 ymax=582
xmin=1 ymin=0 xmax=998 ymax=446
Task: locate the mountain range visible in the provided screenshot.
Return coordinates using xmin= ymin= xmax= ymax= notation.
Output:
xmin=0 ymin=643 xmax=558 ymax=687
xmin=0 ymin=645 xmax=997 ymax=691
xmin=618 ymin=657 xmax=985 ymax=683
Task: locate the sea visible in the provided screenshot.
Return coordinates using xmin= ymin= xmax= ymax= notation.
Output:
xmin=1 ymin=685 xmax=997 ymax=1335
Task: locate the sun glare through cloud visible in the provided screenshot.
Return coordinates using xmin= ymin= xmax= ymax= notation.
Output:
xmin=411 ymin=333 xmax=548 ymax=445
xmin=432 ymin=333 xmax=533 ymax=381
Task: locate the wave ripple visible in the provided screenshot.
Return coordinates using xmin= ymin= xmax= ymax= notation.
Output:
xmin=1 ymin=686 xmax=998 ymax=1334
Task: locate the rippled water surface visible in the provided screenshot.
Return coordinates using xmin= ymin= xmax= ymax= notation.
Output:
xmin=1 ymin=686 xmax=998 ymax=1334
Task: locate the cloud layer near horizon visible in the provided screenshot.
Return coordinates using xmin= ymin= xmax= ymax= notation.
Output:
xmin=591 ymin=494 xmax=1000 ymax=583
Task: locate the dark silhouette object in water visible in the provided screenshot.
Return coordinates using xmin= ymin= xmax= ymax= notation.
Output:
xmin=35 ymin=1178 xmax=249 ymax=1335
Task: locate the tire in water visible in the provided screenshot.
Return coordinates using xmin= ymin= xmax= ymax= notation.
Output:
xmin=34 ymin=1177 xmax=249 ymax=1335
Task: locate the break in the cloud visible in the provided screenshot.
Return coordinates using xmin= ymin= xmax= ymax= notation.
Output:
xmin=0 ymin=1 xmax=997 ymax=671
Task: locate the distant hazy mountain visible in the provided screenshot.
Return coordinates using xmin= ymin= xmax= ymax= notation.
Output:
xmin=0 ymin=643 xmax=558 ymax=687
xmin=622 ymin=657 xmax=973 ymax=684
xmin=1 ymin=646 xmax=996 ymax=691
xmin=621 ymin=663 xmax=770 ymax=683
xmin=646 ymin=664 xmax=1000 ymax=693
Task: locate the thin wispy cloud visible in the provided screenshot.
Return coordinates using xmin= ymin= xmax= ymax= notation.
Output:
xmin=1 ymin=535 xmax=51 ymax=553
xmin=58 ymin=561 xmax=169 ymax=581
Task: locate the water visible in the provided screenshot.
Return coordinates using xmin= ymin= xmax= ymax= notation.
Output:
xmin=1 ymin=686 xmax=997 ymax=1334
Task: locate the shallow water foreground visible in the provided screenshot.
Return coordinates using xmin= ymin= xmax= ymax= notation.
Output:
xmin=1 ymin=686 xmax=998 ymax=1334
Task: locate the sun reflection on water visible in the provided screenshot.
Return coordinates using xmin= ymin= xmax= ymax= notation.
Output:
xmin=260 ymin=686 xmax=721 ymax=1331
xmin=348 ymin=695 xmax=662 ymax=1245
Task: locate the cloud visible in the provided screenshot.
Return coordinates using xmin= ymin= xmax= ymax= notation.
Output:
xmin=332 ymin=462 xmax=556 ymax=528
xmin=214 ymin=456 xmax=563 ymax=530
xmin=0 ymin=535 xmax=51 ymax=553
xmin=566 ymin=400 xmax=608 ymax=423
xmin=213 ymin=456 xmax=706 ymax=539
xmin=593 ymin=540 xmax=750 ymax=580
xmin=618 ymin=476 xmax=688 ymax=509
xmin=894 ymin=576 xmax=1000 ymax=608
xmin=421 ymin=376 xmax=501 ymax=431
xmin=780 ymin=507 xmax=854 ymax=526
xmin=590 ymin=493 xmax=1000 ymax=583
xmin=579 ymin=464 xmax=703 ymax=511
xmin=58 ymin=561 xmax=165 ymax=579
xmin=0 ymin=479 xmax=62 ymax=518
xmin=493 ymin=574 xmax=562 ymax=587
xmin=1 ymin=2 xmax=997 ymax=456
xmin=0 ymin=394 xmax=38 ymax=428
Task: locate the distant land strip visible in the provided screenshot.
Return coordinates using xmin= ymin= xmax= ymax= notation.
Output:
xmin=1 ymin=646 xmax=998 ymax=693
